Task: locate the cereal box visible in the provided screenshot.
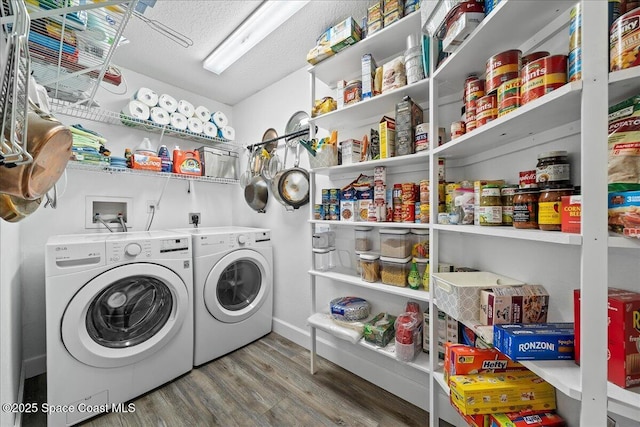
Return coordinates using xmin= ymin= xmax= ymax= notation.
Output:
xmin=449 ymin=371 xmax=557 ymax=415
xmin=490 ymin=410 xmax=566 ymax=427
xmin=379 ymin=116 xmax=396 ymax=158
xmin=574 ymin=288 xmax=640 ymax=388
xmin=444 ymin=343 xmax=526 ymax=383
xmin=494 ymin=323 xmax=574 ymax=361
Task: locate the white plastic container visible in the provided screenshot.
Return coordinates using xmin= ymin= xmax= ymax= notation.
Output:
xmin=359 ymin=253 xmax=380 ymax=283
xmin=355 ymin=226 xmax=374 ymax=251
xmin=313 ymin=248 xmax=335 ymax=271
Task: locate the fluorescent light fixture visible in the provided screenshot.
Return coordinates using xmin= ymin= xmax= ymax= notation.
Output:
xmin=203 ymin=0 xmax=310 ymax=75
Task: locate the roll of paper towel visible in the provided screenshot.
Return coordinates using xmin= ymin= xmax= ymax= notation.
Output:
xmin=134 ymin=87 xmax=158 ymax=107
xmin=122 ymin=100 xmax=150 ymax=120
xmin=211 ymin=111 xmax=229 ymax=128
xmin=219 ymin=126 xmax=235 ymax=141
xmin=158 ymin=94 xmax=178 ymax=113
xmin=203 ymin=122 xmax=218 ymax=138
xmin=150 ymin=107 xmax=170 ymax=125
xmin=177 ymin=100 xmax=195 ymax=118
xmin=194 ymin=105 xmax=211 ymax=122
xmin=187 ymin=117 xmax=203 ymax=134
xmin=170 ymin=112 xmax=188 ymax=130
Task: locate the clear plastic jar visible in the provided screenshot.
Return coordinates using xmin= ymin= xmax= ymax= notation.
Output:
xmin=355 ymin=226 xmax=374 ymax=252
xmin=360 ymin=253 xmax=380 ymax=283
xmin=313 ymin=248 xmax=335 ymax=271
xmin=380 ymin=255 xmax=412 ymax=287
xmin=410 ymin=228 xmax=429 ymax=258
xmin=380 ymin=228 xmax=412 ymax=258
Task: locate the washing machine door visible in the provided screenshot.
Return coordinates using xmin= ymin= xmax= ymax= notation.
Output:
xmin=61 ymin=263 xmax=189 ymax=368
xmin=204 ymin=249 xmax=271 ymax=323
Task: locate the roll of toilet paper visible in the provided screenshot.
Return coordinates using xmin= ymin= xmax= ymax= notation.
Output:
xmin=187 ymin=117 xmax=204 ymax=134
xmin=122 ymin=100 xmax=150 ymax=121
xmin=177 ymin=99 xmax=195 ymax=118
xmin=158 ymin=94 xmax=178 ymax=113
xmin=210 ymin=111 xmax=229 ymax=128
xmin=194 ymin=105 xmax=211 ymax=122
xmin=150 ymin=107 xmax=170 ymax=125
xmin=133 ymin=87 xmax=158 ymax=107
xmin=203 ymin=121 xmax=218 ymax=138
xmin=170 ymin=112 xmax=188 ymax=131
xmin=219 ymin=126 xmax=235 ymax=141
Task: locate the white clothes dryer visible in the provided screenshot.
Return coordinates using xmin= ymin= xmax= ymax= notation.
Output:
xmin=173 ymin=227 xmax=273 ymax=366
xmin=45 ymin=231 xmax=193 ymax=426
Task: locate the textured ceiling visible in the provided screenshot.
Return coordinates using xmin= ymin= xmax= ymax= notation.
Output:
xmin=112 ymin=1 xmax=371 ymax=106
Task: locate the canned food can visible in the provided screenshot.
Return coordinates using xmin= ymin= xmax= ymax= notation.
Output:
xmin=329 ymin=203 xmax=339 ymax=220
xmin=475 ymin=94 xmax=497 ymax=127
xmin=464 ymin=76 xmax=485 ymax=103
xmin=497 ymin=78 xmax=520 ymax=117
xmin=392 ymin=183 xmax=403 ymax=207
xmin=465 ymin=99 xmax=476 ymax=132
xmin=521 ymin=55 xmax=567 ymax=105
xmin=610 ymin=8 xmax=640 ymax=71
xmin=414 ymin=202 xmax=421 ymax=223
xmin=569 ymin=3 xmax=581 ymax=52
xmin=402 ymin=182 xmax=416 ymax=202
xmin=402 ymin=202 xmax=416 ymax=222
xmin=314 ymin=204 xmax=325 ymax=220
xmin=568 ymin=48 xmax=581 ymax=82
xmin=415 ymin=123 xmax=429 ymax=152
xmin=420 ymin=203 xmax=430 ymax=223
xmin=522 ymin=51 xmax=550 ymax=66
xmin=393 ymin=206 xmax=403 ymax=222
xmin=519 ymin=170 xmax=537 ymax=188
xmin=438 ymin=158 xmax=446 ymax=182
xmin=451 ymin=121 xmax=466 ymax=139
xmin=420 ymin=179 xmax=430 ymax=203
xmin=323 ymin=203 xmax=330 ymax=218
xmin=321 ymin=189 xmax=330 ymax=204
xmin=486 ymin=49 xmax=522 ymax=94
xmin=329 ymin=188 xmax=340 ymax=204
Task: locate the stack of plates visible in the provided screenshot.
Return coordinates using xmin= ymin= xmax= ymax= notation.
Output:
xmin=109 ymin=156 xmax=128 ymax=169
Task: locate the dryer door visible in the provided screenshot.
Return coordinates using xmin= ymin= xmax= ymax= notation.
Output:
xmin=61 ymin=263 xmax=189 ymax=368
xmin=204 ymin=249 xmax=271 ymax=323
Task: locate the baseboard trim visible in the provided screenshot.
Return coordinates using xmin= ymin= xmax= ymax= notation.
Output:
xmin=24 ymin=354 xmax=46 ymax=379
xmin=14 ymin=362 xmax=25 ymax=427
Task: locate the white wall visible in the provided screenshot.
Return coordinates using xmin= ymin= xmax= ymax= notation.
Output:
xmin=0 ymin=221 xmax=22 ymax=427
xmin=19 ymin=67 xmax=237 ymax=376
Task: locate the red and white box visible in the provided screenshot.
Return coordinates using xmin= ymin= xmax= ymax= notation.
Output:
xmin=561 ymin=195 xmax=581 ymax=233
xmin=480 ymin=284 xmax=549 ymax=326
xmin=574 ymin=287 xmax=640 ymax=388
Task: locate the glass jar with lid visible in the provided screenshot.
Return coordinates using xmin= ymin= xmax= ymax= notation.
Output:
xmin=410 ymin=228 xmax=429 ymax=259
xmin=355 ymin=226 xmax=374 ymax=252
xmin=360 ymin=253 xmax=380 ymax=283
xmin=538 ymin=187 xmax=574 ymax=231
xmin=501 ymin=185 xmax=517 ymax=225
xmin=536 ymin=151 xmax=571 ymax=189
xmin=478 ymin=184 xmax=502 ymax=226
xmin=513 ymin=187 xmax=539 ymax=229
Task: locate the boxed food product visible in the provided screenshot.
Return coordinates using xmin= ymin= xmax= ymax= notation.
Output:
xmin=383 ymin=0 xmax=404 ymax=16
xmin=494 ymin=323 xmax=575 ymax=361
xmin=442 ymin=0 xmax=486 ymax=53
xmin=306 ymin=43 xmax=335 ymax=65
xmin=362 ymin=53 xmax=378 ymax=100
xmin=341 ymin=139 xmax=361 ymax=165
xmin=339 ymin=199 xmax=356 ymax=222
xmin=450 ymin=392 xmax=491 ymax=426
xmin=574 ymin=288 xmax=640 ymax=388
xmin=608 ymin=95 xmax=640 ymax=191
xmin=381 ymin=56 xmax=407 ymax=93
xmin=329 ymin=17 xmax=362 ymax=53
xmin=363 ymin=312 xmax=396 ymax=346
xmin=561 ymin=195 xmax=581 ymax=233
xmin=336 ymin=80 xmax=347 ymax=109
xmin=423 ymin=307 xmax=447 ymax=360
xmin=379 ymin=116 xmax=396 ymax=158
xmin=367 ymin=2 xmax=383 ymax=36
xmin=433 ymin=271 xmax=525 ymax=321
xmin=383 ymin=9 xmax=402 ymax=27
xmin=380 ymin=255 xmax=411 ymax=287
xmin=449 ymin=371 xmax=557 ymax=416
xmin=480 ymin=284 xmax=550 ymax=326
xmin=395 ymin=96 xmax=424 ymax=156
xmin=444 ymin=343 xmax=526 ymax=383
xmin=490 ymin=411 xmax=566 ymax=427
xmin=131 ymin=154 xmax=162 ymax=172
xmin=608 ymin=190 xmax=640 ymax=236
xmin=380 ymin=228 xmax=412 ymax=258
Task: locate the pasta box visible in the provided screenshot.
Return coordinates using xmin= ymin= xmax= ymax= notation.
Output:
xmin=493 ymin=323 xmax=575 ymax=361
xmin=574 ymin=288 xmax=640 ymax=388
xmin=433 ymin=272 xmax=525 ymax=321
xmin=449 ymin=371 xmax=556 ymax=415
xmin=490 ymin=411 xmax=566 ymax=427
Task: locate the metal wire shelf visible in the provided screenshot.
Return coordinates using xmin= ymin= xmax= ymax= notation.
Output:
xmin=51 ymin=99 xmax=240 ymax=152
xmin=66 ymin=160 xmax=239 ymax=184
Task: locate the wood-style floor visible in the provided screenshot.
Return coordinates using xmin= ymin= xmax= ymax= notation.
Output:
xmin=23 ymin=333 xmax=435 ymax=426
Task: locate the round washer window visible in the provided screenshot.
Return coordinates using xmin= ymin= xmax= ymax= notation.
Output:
xmin=86 ymin=275 xmax=173 ymax=348
xmin=217 ymin=259 xmax=261 ymax=311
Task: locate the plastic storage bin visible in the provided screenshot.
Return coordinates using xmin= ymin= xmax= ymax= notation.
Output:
xmin=360 ymin=253 xmax=380 ymax=282
xmin=380 ymin=228 xmax=411 ymax=258
xmin=380 ymin=255 xmax=412 ymax=287
xmin=313 ymin=248 xmax=335 ymax=271
xmin=410 ymin=228 xmax=429 ymax=258
xmin=354 ymin=226 xmax=374 ymax=251
xmin=313 ymin=230 xmax=335 ymax=249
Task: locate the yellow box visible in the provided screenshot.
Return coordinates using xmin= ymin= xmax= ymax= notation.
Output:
xmin=449 ymin=371 xmax=556 ymax=415
xmin=379 ymin=116 xmax=396 ymax=159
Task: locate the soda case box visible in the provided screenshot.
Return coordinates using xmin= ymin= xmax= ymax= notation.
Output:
xmin=449 ymin=371 xmax=556 ymax=416
xmin=480 ymin=284 xmax=549 ymax=326
xmin=489 ymin=410 xmax=566 ymax=427
xmin=444 ymin=343 xmax=526 ymax=383
xmin=574 ymin=287 xmax=640 ymax=388
xmin=493 ymin=323 xmax=574 ymax=361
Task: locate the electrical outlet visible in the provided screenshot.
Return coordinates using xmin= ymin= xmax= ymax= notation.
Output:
xmin=189 ymin=212 xmax=201 ymax=225
xmin=147 ymin=201 xmax=158 ymax=213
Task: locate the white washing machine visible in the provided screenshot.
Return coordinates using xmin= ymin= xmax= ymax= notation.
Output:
xmin=173 ymin=226 xmax=273 ymax=366
xmin=45 ymin=231 xmax=193 ymax=426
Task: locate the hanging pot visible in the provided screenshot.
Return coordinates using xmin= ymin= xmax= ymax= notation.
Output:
xmin=0 ymin=108 xmax=72 ymax=200
xmin=244 ymin=149 xmax=269 ymax=213
xmin=0 ymin=193 xmax=42 ymax=222
xmin=284 ymin=111 xmax=310 ymax=148
xmin=271 ymin=143 xmax=309 ymax=211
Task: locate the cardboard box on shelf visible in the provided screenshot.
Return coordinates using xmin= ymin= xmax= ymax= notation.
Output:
xmin=329 ymin=17 xmax=362 ymax=53
xmin=489 ymin=410 xmax=567 ymax=427
xmin=444 ymin=343 xmax=526 ymax=383
xmin=480 ymin=284 xmax=549 ymax=326
xmin=379 ymin=116 xmax=396 ymax=159
xmin=362 ymin=53 xmax=378 ymax=100
xmin=395 ymin=96 xmax=424 ymax=156
xmin=493 ymin=323 xmax=574 ymax=361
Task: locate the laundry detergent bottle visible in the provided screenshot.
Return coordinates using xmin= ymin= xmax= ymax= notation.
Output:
xmin=172 ymin=145 xmax=202 ymax=176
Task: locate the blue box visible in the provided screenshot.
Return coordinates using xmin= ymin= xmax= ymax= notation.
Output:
xmin=494 ymin=323 xmax=575 ymax=361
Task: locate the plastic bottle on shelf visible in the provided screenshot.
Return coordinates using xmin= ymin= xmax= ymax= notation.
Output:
xmin=407 ymin=258 xmax=421 ymax=290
